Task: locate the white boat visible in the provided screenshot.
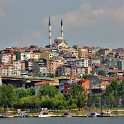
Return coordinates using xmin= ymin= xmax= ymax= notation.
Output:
xmin=3 ymin=113 xmax=14 ymax=118
xmin=19 ymin=112 xmax=26 ymax=118
xmin=38 ymin=113 xmax=53 ymax=118
xmin=97 ymin=112 xmax=111 ymax=117
xmin=38 ymin=108 xmax=53 ymax=118
xmin=88 ymin=112 xmax=100 ymax=117
xmin=0 ymin=115 xmax=3 ymax=118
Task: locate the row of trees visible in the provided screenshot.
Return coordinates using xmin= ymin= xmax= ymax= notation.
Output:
xmin=88 ymin=80 xmax=124 ymax=109
xmin=0 ymin=83 xmax=85 ymax=112
xmin=0 ymin=79 xmax=124 ymax=112
xmin=102 ymin=80 xmax=124 ymax=108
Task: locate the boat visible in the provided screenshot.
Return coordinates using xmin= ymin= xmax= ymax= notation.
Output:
xmin=87 ymin=112 xmax=100 ymax=117
xmin=38 ymin=108 xmax=53 ymax=118
xmin=62 ymin=112 xmax=73 ymax=117
xmin=2 ymin=113 xmax=14 ymax=118
xmin=0 ymin=114 xmax=3 ymax=118
xmin=88 ymin=111 xmax=112 ymax=117
xmin=97 ymin=112 xmax=111 ymax=117
xmin=19 ymin=112 xmax=26 ymax=118
xmin=38 ymin=113 xmax=53 ymax=118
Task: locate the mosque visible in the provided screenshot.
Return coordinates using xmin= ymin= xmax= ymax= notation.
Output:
xmin=46 ymin=17 xmax=68 ymax=50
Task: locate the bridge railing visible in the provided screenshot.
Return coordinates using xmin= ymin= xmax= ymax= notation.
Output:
xmin=1 ymin=75 xmax=54 ymax=80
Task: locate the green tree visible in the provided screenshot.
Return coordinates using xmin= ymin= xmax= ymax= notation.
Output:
xmin=19 ymin=97 xmax=31 ymax=109
xmin=108 ymin=93 xmax=115 ymax=108
xmin=98 ymin=70 xmax=105 ymax=76
xmin=28 ymin=95 xmax=40 ymax=108
xmin=16 ymin=87 xmax=35 ymax=99
xmin=118 ymin=80 xmax=124 ymax=107
xmin=70 ymin=83 xmax=84 ymax=98
xmin=82 ymin=74 xmax=89 ymax=79
xmin=90 ymin=70 xmax=95 ymax=75
xmin=16 ymin=87 xmax=29 ymax=99
xmin=42 ymin=99 xmax=54 ymax=109
xmin=70 ymin=83 xmax=85 ymax=110
xmin=18 ymin=95 xmax=40 ymax=109
xmin=102 ymin=80 xmax=119 ymax=108
xmin=38 ymin=84 xmax=59 ymax=98
xmin=109 ymin=80 xmax=118 ymax=107
xmin=27 ymin=86 xmax=35 ymax=96
xmin=52 ymin=93 xmax=65 ymax=110
xmin=0 ymin=84 xmax=18 ymax=112
xmin=30 ymin=45 xmax=38 ymax=48
xmin=77 ymin=96 xmax=84 ymax=110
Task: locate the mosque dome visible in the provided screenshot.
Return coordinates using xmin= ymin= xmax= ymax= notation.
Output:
xmin=54 ymin=36 xmax=68 ymax=45
xmin=55 ymin=37 xmax=64 ymax=40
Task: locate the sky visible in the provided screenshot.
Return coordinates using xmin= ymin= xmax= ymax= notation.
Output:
xmin=0 ymin=0 xmax=124 ymax=49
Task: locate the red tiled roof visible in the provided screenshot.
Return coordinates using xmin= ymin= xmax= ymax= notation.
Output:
xmin=109 ymin=70 xmax=123 ymax=73
xmin=35 ymin=81 xmax=49 ymax=86
xmin=102 ymin=78 xmax=110 ymax=81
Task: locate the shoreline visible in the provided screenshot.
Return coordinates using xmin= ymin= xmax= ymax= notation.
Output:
xmin=0 ymin=113 xmax=124 ymax=118
xmin=1 ymin=109 xmax=124 ymax=118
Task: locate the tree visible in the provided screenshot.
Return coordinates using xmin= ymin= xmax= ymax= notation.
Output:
xmin=77 ymin=96 xmax=84 ymax=110
xmin=82 ymin=74 xmax=89 ymax=79
xmin=28 ymin=95 xmax=40 ymax=108
xmin=18 ymin=97 xmax=31 ymax=109
xmin=98 ymin=70 xmax=105 ymax=76
xmin=70 ymin=83 xmax=84 ymax=99
xmin=27 ymin=86 xmax=35 ymax=96
xmin=0 ymin=84 xmax=18 ymax=112
xmin=41 ymin=99 xmax=54 ymax=109
xmin=16 ymin=87 xmax=35 ymax=99
xmin=90 ymin=70 xmax=95 ymax=75
xmin=52 ymin=93 xmax=65 ymax=110
xmin=16 ymin=88 xmax=28 ymax=99
xmin=30 ymin=45 xmax=38 ymax=48
xmin=102 ymin=80 xmax=119 ymax=108
xmin=38 ymin=84 xmax=59 ymax=98
xmin=108 ymin=93 xmax=115 ymax=108
xmin=69 ymin=83 xmax=85 ymax=110
xmin=109 ymin=80 xmax=118 ymax=107
xmin=118 ymin=80 xmax=124 ymax=107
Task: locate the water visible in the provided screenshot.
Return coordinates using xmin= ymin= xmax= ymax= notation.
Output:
xmin=0 ymin=117 xmax=124 ymax=124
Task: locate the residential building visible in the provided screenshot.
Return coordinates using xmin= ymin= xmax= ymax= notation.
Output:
xmin=47 ymin=58 xmax=64 ymax=76
xmin=117 ymin=59 xmax=124 ymax=70
xmin=2 ymin=63 xmax=13 ymax=76
xmin=21 ymin=51 xmax=31 ymax=60
xmin=1 ymin=52 xmax=16 ymax=63
xmin=75 ymin=58 xmax=89 ymax=67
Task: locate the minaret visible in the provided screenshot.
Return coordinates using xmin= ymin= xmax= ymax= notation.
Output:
xmin=60 ymin=19 xmax=64 ymax=37
xmin=48 ymin=17 xmax=52 ymax=45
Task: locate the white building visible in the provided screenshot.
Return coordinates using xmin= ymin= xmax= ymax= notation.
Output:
xmin=21 ymin=52 xmax=31 ymax=60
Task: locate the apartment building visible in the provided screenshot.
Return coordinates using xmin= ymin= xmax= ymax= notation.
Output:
xmin=47 ymin=58 xmax=64 ymax=76
xmin=1 ymin=52 xmax=16 ymax=63
xmin=2 ymin=63 xmax=13 ymax=76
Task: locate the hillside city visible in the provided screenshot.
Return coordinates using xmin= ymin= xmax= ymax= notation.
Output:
xmin=0 ymin=36 xmax=124 ymax=91
xmin=0 ymin=38 xmax=124 ymax=99
xmin=0 ymin=19 xmax=124 ymax=117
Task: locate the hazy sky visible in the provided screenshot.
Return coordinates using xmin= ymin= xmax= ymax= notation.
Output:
xmin=0 ymin=0 xmax=124 ymax=49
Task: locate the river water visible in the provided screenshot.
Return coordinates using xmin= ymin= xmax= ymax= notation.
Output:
xmin=0 ymin=117 xmax=124 ymax=124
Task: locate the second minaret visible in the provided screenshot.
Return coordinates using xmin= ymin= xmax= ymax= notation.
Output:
xmin=48 ymin=17 xmax=52 ymax=45
xmin=61 ymin=19 xmax=63 ymax=37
